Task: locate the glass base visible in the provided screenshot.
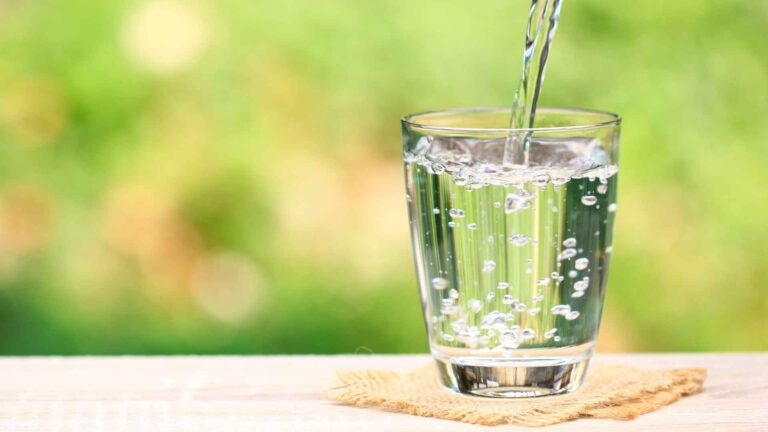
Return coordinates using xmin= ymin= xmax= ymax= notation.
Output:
xmin=435 ymin=354 xmax=591 ymax=398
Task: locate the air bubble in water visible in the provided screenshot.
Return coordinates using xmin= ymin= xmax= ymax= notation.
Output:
xmin=563 ymin=237 xmax=577 ymax=248
xmin=504 ymin=189 xmax=534 ymax=214
xmin=553 ymin=336 xmax=561 ymax=342
xmin=487 ymin=235 xmax=495 ymax=244
xmin=544 ymin=328 xmax=558 ymax=339
xmin=448 ymin=221 xmax=456 ymax=228
xmin=442 ymin=333 xmax=455 ymax=342
xmin=441 ymin=305 xmax=458 ymax=316
xmin=574 ymin=278 xmax=589 ymax=291
xmin=493 ymin=201 xmax=501 ymax=208
xmin=568 ymin=270 xmax=578 ymax=278
xmin=558 ymin=248 xmax=577 ymax=261
xmin=597 ymin=184 xmax=608 ymax=194
xmin=565 ymin=311 xmax=581 ymax=320
xmin=497 ymin=282 xmax=510 ymax=290
xmin=571 ymin=290 xmax=585 ymax=298
xmin=441 ymin=298 xmax=453 ymax=307
xmin=502 ymin=294 xmax=516 ymax=305
xmin=537 ymin=278 xmax=550 ymax=286
xmin=581 ymin=195 xmax=598 ymax=206
xmin=432 ymin=208 xmax=440 ymax=214
xmin=482 ymin=260 xmax=496 ymax=272
xmin=414 ymin=136 xmax=431 ymax=154
xmin=608 ymin=203 xmax=618 ymax=212
xmin=522 ymin=328 xmax=536 ymax=339
xmin=515 ymin=302 xmax=527 ymax=312
xmin=508 ymin=234 xmax=529 ymax=246
xmin=551 ymin=271 xmax=560 ymax=279
xmin=431 ymin=277 xmax=448 ymax=290
xmin=468 ymin=299 xmax=482 ymax=313
xmin=486 ymin=292 xmax=496 ymax=302
xmin=575 ymin=257 xmax=589 ymax=270
xmin=528 ymin=307 xmax=541 ymax=316
xmin=606 ymin=245 xmax=613 ymax=253
xmin=532 ymin=174 xmax=549 ymax=188
xmin=551 ymin=304 xmax=571 ymax=315
xmin=449 ymin=208 xmax=465 ymax=218
xmin=449 ymin=288 xmax=460 ymax=299
xmin=467 ymin=223 xmax=477 ymax=230
xmin=451 ymin=319 xmax=466 ymax=333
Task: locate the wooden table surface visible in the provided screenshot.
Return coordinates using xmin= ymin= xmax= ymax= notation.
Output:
xmin=0 ymin=354 xmax=765 ymax=431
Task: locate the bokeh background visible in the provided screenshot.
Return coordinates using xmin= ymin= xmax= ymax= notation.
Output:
xmin=0 ymin=0 xmax=766 ymax=354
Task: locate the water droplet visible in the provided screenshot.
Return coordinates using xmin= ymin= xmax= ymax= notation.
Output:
xmin=553 ymin=336 xmax=561 ymax=342
xmin=493 ymin=201 xmax=501 ymax=208
xmin=497 ymin=282 xmax=510 ymax=290
xmin=432 ymin=208 xmax=441 ymax=214
xmin=449 ymin=288 xmax=460 ymax=299
xmin=551 ymin=272 xmax=560 ymax=279
xmin=606 ymin=245 xmax=613 ymax=254
xmin=502 ymin=294 xmax=516 ymax=305
xmin=537 ymin=278 xmax=550 ymax=286
xmin=551 ymin=304 xmax=571 ymax=315
xmin=565 ymin=311 xmax=581 ymax=320
xmin=597 ymin=184 xmax=608 ymax=194
xmin=482 ymin=260 xmax=496 ymax=272
xmin=574 ymin=257 xmax=589 ymax=270
xmin=571 ymin=290 xmax=585 ymax=298
xmin=544 ymin=328 xmax=558 ymax=339
xmin=608 ymin=203 xmax=618 ymax=212
xmin=442 ymin=333 xmax=455 ymax=342
xmin=447 ymin=221 xmax=456 ymax=228
xmin=431 ymin=277 xmax=448 ymax=290
xmin=467 ymin=223 xmax=478 ymax=230
xmin=563 ymin=237 xmax=577 ymax=248
xmin=522 ymin=328 xmax=536 ymax=339
xmin=449 ymin=208 xmax=465 ymax=218
xmin=581 ymin=195 xmax=598 ymax=206
xmin=468 ymin=299 xmax=482 ymax=313
xmin=515 ymin=302 xmax=527 ymax=312
xmin=508 ymin=234 xmax=529 ymax=246
xmin=557 ymin=248 xmax=577 ymax=261
xmin=568 ymin=270 xmax=578 ymax=278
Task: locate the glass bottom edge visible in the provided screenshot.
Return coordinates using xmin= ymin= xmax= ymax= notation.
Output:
xmin=434 ymin=352 xmax=592 ymax=398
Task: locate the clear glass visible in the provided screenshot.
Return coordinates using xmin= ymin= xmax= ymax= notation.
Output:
xmin=402 ymin=107 xmax=621 ymax=397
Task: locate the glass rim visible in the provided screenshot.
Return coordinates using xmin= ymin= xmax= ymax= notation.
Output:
xmin=401 ymin=106 xmax=621 ymax=133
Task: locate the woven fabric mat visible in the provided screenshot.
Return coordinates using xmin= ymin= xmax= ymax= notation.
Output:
xmin=331 ymin=362 xmax=706 ymax=427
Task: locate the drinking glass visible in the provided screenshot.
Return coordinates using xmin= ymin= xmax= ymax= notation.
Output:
xmin=402 ymin=107 xmax=621 ymax=397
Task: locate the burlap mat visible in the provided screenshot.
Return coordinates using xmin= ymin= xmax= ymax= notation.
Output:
xmin=331 ymin=362 xmax=706 ymax=427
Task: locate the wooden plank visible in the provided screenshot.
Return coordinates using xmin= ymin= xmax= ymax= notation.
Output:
xmin=0 ymin=354 xmax=765 ymax=431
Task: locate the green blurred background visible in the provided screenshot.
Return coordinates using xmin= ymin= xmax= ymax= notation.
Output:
xmin=0 ymin=0 xmax=766 ymax=354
